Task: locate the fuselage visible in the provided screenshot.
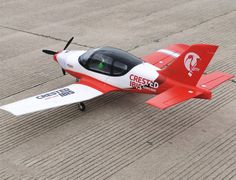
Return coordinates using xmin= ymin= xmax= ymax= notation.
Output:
xmin=55 ymin=48 xmax=164 ymax=94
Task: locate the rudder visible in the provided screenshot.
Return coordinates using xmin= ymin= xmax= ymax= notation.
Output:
xmin=161 ymin=44 xmax=218 ymax=86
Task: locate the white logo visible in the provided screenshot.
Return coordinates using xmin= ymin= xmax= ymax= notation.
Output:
xmin=184 ymin=52 xmax=200 ymax=77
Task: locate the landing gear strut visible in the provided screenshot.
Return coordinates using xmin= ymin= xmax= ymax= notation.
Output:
xmin=76 ymin=78 xmax=80 ymax=82
xmin=78 ymin=102 xmax=86 ymax=111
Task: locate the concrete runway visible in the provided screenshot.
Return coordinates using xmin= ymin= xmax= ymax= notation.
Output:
xmin=0 ymin=0 xmax=236 ymax=179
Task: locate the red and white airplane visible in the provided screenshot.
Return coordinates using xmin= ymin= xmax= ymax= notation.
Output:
xmin=0 ymin=37 xmax=234 ymax=116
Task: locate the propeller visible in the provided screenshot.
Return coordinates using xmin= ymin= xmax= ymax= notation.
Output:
xmin=63 ymin=37 xmax=74 ymax=50
xmin=42 ymin=37 xmax=74 ymax=75
xmin=62 ymin=68 xmax=66 ymax=75
xmin=42 ymin=36 xmax=74 ymax=55
xmin=42 ymin=49 xmax=57 ymax=55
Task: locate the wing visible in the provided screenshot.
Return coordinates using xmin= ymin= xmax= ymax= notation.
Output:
xmin=146 ymin=86 xmax=202 ymax=110
xmin=142 ymin=44 xmax=189 ymax=68
xmin=197 ymin=71 xmax=234 ymax=90
xmin=0 ymin=83 xmax=111 ymax=116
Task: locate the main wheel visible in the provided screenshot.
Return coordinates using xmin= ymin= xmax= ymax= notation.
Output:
xmin=78 ymin=102 xmax=86 ymax=111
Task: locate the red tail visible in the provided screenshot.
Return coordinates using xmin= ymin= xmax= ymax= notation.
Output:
xmin=161 ymin=44 xmax=218 ymax=86
xmin=146 ymin=44 xmax=234 ymax=109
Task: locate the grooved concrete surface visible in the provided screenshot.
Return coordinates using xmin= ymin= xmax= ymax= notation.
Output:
xmin=0 ymin=0 xmax=236 ymax=179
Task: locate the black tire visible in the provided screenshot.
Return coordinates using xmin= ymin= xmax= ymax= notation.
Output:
xmin=78 ymin=102 xmax=86 ymax=111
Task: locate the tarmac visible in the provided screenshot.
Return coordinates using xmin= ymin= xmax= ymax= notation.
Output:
xmin=0 ymin=0 xmax=236 ymax=179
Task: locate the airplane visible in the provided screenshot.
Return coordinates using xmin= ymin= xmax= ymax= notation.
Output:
xmin=0 ymin=37 xmax=234 ymax=116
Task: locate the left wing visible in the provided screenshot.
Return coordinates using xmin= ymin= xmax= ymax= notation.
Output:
xmin=142 ymin=44 xmax=189 ymax=69
xmin=146 ymin=86 xmax=202 ymax=110
xmin=0 ymin=83 xmax=107 ymax=116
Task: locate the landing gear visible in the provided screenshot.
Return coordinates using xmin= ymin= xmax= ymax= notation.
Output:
xmin=76 ymin=78 xmax=80 ymax=82
xmin=78 ymin=102 xmax=86 ymax=111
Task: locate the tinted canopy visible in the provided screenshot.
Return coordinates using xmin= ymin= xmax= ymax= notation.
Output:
xmin=79 ymin=47 xmax=143 ymax=76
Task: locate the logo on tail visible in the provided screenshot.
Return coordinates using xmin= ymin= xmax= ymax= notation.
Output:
xmin=184 ymin=52 xmax=200 ymax=77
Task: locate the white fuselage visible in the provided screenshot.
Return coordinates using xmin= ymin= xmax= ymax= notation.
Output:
xmin=56 ymin=50 xmax=160 ymax=92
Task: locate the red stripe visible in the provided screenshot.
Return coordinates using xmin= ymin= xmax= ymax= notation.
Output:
xmin=66 ymin=69 xmax=119 ymax=93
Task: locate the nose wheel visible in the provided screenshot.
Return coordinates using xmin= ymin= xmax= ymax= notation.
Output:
xmin=78 ymin=102 xmax=86 ymax=111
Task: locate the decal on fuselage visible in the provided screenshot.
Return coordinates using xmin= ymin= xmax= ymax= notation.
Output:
xmin=129 ymin=74 xmax=158 ymax=91
xmin=36 ymin=88 xmax=75 ymax=100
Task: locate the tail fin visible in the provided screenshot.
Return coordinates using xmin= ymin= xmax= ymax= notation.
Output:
xmin=161 ymin=44 xmax=218 ymax=86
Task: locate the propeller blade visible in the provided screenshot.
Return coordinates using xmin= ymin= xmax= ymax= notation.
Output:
xmin=62 ymin=68 xmax=66 ymax=75
xmin=42 ymin=49 xmax=57 ymax=55
xmin=63 ymin=37 xmax=74 ymax=50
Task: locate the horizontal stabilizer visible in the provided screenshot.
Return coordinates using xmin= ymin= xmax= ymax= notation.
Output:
xmin=197 ymin=71 xmax=234 ymax=90
xmin=146 ymin=86 xmax=202 ymax=109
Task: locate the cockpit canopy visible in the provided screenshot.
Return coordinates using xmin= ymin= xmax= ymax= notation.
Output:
xmin=79 ymin=47 xmax=143 ymax=76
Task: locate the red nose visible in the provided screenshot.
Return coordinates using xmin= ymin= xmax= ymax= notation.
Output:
xmin=53 ymin=53 xmax=58 ymax=62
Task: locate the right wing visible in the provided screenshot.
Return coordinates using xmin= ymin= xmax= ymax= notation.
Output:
xmin=146 ymin=86 xmax=202 ymax=110
xmin=0 ymin=82 xmax=114 ymax=116
xmin=142 ymin=44 xmax=189 ymax=69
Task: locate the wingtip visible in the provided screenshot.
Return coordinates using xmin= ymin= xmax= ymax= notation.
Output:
xmin=145 ymin=100 xmax=166 ymax=110
xmin=0 ymin=106 xmax=22 ymax=116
